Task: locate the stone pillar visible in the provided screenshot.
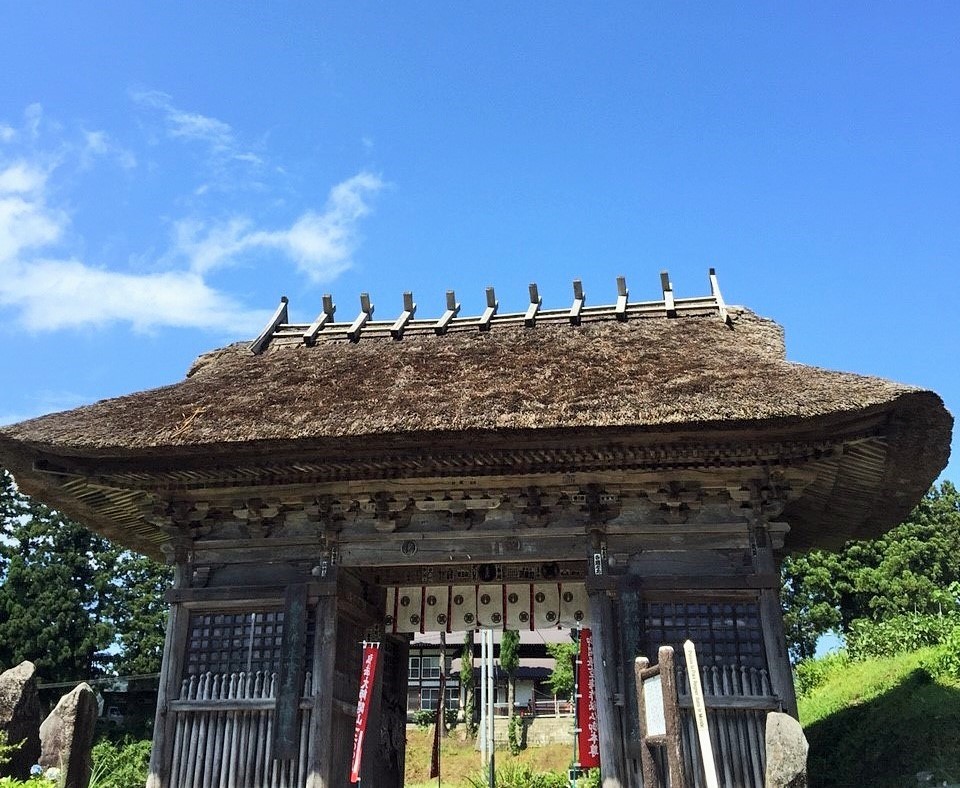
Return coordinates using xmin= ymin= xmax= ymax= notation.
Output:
xmin=39 ymin=683 xmax=98 ymax=788
xmin=0 ymin=661 xmax=41 ymax=780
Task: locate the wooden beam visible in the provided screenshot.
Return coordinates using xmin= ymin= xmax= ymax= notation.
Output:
xmin=660 ymin=271 xmax=676 ymax=317
xmin=346 ymin=292 xmax=374 ymax=341
xmin=434 ymin=290 xmax=460 ymax=335
xmin=389 ymin=292 xmax=417 ymax=340
xmin=303 ymin=294 xmax=336 ymax=345
xmin=524 ymin=282 xmax=542 ymax=327
xmin=569 ymin=279 xmax=585 ymax=325
xmin=249 ymin=297 xmax=288 ymax=354
xmin=478 ymin=287 xmax=498 ymax=331
xmin=615 ymin=276 xmax=628 ymax=320
xmin=708 ymin=267 xmax=730 ymax=325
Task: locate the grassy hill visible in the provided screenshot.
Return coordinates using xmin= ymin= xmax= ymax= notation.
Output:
xmin=799 ymin=648 xmax=960 ymax=787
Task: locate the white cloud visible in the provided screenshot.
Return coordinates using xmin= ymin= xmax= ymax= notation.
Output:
xmin=81 ymin=130 xmax=137 ymax=170
xmin=0 ymin=100 xmax=384 ymax=334
xmin=24 ymin=104 xmax=42 ymax=139
xmin=0 ymin=125 xmax=15 ymax=144
xmin=176 ymin=171 xmax=384 ymax=282
xmin=3 ymin=260 xmax=261 ymax=333
xmin=132 ymin=90 xmax=261 ymax=166
xmin=0 ymin=161 xmax=47 ymax=195
xmin=0 ymin=158 xmax=381 ymax=332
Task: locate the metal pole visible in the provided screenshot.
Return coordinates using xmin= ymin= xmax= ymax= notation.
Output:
xmin=488 ymin=628 xmax=495 ymax=788
xmin=479 ymin=628 xmax=487 ymax=764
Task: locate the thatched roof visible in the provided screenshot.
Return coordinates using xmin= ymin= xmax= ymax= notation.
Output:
xmin=0 ymin=301 xmax=951 ymax=554
xmin=0 ymin=309 xmax=945 ymax=450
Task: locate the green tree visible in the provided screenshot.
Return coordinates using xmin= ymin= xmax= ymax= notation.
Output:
xmin=460 ymin=631 xmax=476 ymax=734
xmin=499 ymin=630 xmax=520 ymax=713
xmin=781 ymin=481 xmax=960 ymax=662
xmin=0 ymin=469 xmax=171 ymax=681
xmin=544 ymin=641 xmax=578 ymax=699
xmin=0 ymin=473 xmax=117 ymax=681
xmin=110 ymin=552 xmax=173 ymax=676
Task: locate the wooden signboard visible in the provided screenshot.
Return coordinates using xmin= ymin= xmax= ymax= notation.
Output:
xmin=634 ymin=646 xmax=686 ymax=788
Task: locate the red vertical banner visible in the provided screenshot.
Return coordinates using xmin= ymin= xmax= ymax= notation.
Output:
xmin=350 ymin=642 xmax=380 ymax=783
xmin=576 ymin=628 xmax=601 ymax=768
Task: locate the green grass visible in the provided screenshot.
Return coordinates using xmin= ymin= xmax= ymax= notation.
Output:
xmin=404 ymin=728 xmax=573 ymax=788
xmin=798 ymin=648 xmax=960 ymax=787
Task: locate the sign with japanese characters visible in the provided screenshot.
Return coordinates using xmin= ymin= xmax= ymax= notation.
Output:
xmin=576 ymin=628 xmax=601 ymax=768
xmin=350 ymin=642 xmax=381 ymax=783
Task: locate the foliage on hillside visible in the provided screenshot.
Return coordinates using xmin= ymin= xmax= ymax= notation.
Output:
xmin=783 ymin=481 xmax=960 ymax=661
xmin=798 ymin=648 xmax=960 ymax=787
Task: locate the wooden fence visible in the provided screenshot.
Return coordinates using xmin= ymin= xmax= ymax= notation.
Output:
xmin=673 ymin=663 xmax=777 ymax=788
xmin=168 ymin=671 xmax=314 ymax=788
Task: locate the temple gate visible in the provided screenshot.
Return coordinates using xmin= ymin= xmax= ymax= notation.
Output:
xmin=0 ymin=271 xmax=950 ymax=787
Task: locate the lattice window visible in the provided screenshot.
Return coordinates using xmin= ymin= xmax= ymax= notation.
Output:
xmin=642 ymin=600 xmax=766 ymax=669
xmin=184 ymin=609 xmax=315 ymax=678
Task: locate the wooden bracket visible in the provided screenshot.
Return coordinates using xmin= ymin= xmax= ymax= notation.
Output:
xmin=660 ymin=271 xmax=676 ymax=317
xmin=346 ymin=292 xmax=374 ymax=341
xmin=478 ymin=286 xmax=498 ymax=331
xmin=303 ymin=294 xmax=336 ymax=345
xmin=709 ymin=267 xmax=731 ymax=325
xmin=390 ymin=291 xmax=417 ymax=340
xmin=434 ymin=290 xmax=461 ymax=335
xmin=615 ymin=276 xmax=628 ymax=320
xmin=569 ymin=279 xmax=585 ymax=325
xmin=249 ymin=296 xmax=288 ymax=354
xmin=524 ymin=282 xmax=542 ymax=327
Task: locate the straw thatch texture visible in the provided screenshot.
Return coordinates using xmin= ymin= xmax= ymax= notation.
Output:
xmin=0 ymin=310 xmax=944 ymax=452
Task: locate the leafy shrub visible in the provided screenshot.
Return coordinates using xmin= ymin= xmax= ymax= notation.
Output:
xmin=846 ymin=613 xmax=960 ymax=661
xmin=506 ymin=714 xmax=525 ymax=755
xmin=794 ymin=650 xmax=850 ymax=697
xmin=88 ymin=738 xmax=151 ymax=788
xmin=412 ymin=708 xmax=435 ymax=729
xmin=466 ymin=762 xmax=567 ymax=788
xmin=412 ymin=708 xmax=458 ymax=729
xmin=921 ymin=625 xmax=960 ymax=681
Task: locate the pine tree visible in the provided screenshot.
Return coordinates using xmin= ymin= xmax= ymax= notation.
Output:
xmin=0 ymin=469 xmax=171 ymax=681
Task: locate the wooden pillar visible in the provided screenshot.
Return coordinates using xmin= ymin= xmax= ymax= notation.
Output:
xmin=305 ymin=585 xmax=339 ymax=788
xmin=752 ymin=525 xmax=798 ymax=717
xmin=616 ymin=583 xmax=644 ymax=788
xmin=146 ymin=563 xmax=190 ymax=788
xmin=588 ymin=586 xmax=628 ymax=788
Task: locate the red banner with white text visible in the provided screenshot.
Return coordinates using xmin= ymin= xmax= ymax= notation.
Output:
xmin=576 ymin=628 xmax=600 ymax=768
xmin=350 ymin=642 xmax=380 ymax=783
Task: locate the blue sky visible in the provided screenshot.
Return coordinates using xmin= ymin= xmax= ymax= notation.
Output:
xmin=0 ymin=4 xmax=956 ymax=482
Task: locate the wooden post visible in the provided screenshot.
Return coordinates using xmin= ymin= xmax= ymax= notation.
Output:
xmin=305 ymin=586 xmax=339 ymax=788
xmin=274 ymin=583 xmax=309 ymax=760
xmin=634 ymin=657 xmax=658 ymax=788
xmin=752 ymin=526 xmax=798 ymax=717
xmin=634 ymin=647 xmax=686 ymax=788
xmin=147 ymin=563 xmax=190 ymax=788
xmin=587 ymin=587 xmax=628 ymax=787
xmin=617 ymin=584 xmax=644 ymax=788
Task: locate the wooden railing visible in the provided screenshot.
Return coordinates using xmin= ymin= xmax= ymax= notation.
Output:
xmin=168 ymin=671 xmax=314 ymax=788
xmin=673 ymin=664 xmax=777 ymax=788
